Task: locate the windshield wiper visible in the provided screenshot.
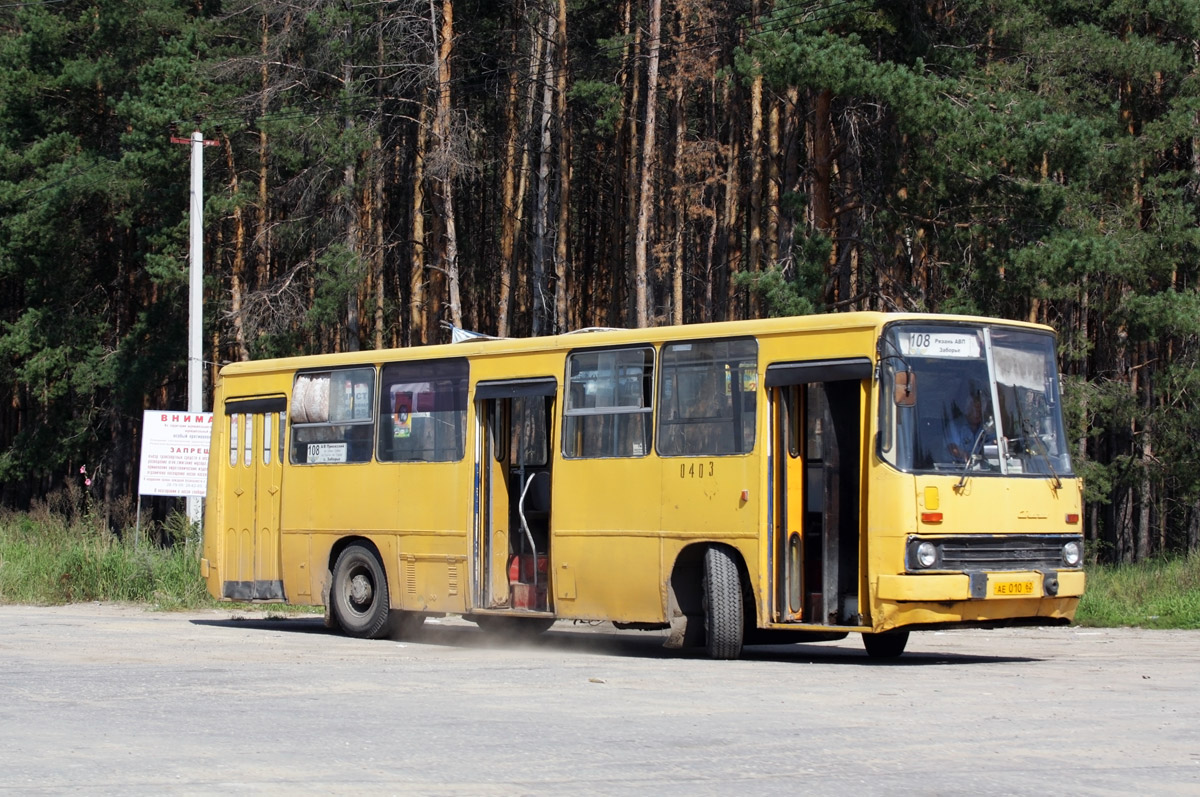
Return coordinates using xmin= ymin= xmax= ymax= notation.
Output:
xmin=955 ymin=418 xmax=994 ymax=491
xmin=1020 ymin=419 xmax=1063 ymax=490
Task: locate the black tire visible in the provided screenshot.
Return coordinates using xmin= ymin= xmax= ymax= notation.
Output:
xmin=330 ymin=544 xmax=391 ymax=639
xmin=472 ymin=615 xmax=556 ymax=637
xmin=862 ymin=630 xmax=909 ymax=659
xmin=702 ymin=546 xmax=744 ymax=660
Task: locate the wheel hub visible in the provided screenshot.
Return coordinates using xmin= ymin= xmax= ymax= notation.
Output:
xmin=349 ymin=573 xmax=373 ymax=606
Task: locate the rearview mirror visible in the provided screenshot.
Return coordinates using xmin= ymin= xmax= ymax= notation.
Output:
xmin=894 ymin=371 xmax=916 ymax=407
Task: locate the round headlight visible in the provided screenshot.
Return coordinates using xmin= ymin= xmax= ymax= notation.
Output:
xmin=1063 ymin=541 xmax=1082 ymax=567
xmin=915 ymin=541 xmax=938 ymax=569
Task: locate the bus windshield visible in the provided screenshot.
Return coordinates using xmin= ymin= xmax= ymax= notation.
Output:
xmin=877 ymin=323 xmax=1074 ymax=478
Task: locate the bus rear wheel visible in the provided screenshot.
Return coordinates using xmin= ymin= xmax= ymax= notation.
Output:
xmin=702 ymin=546 xmax=744 ymax=660
xmin=331 ymin=544 xmax=391 ymax=640
xmin=862 ymin=630 xmax=909 ymax=659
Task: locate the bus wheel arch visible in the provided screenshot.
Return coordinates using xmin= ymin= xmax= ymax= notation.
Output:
xmin=669 ymin=543 xmax=754 ymax=660
xmin=329 ymin=539 xmax=392 ymax=640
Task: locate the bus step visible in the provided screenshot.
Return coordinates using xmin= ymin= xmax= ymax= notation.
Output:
xmin=510 ymin=582 xmax=548 ymax=610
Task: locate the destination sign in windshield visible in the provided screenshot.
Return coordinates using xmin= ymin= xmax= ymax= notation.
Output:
xmin=900 ymin=330 xmax=981 ymax=358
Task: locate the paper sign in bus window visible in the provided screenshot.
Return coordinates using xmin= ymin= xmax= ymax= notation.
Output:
xmin=393 ymin=392 xmax=413 ymax=438
xmin=307 ymin=442 xmax=347 ymax=463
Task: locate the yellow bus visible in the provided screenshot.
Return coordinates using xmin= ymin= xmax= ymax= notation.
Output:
xmin=201 ymin=312 xmax=1084 ymax=659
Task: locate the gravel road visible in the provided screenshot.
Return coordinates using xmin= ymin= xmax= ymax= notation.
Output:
xmin=0 ymin=604 xmax=1196 ymax=795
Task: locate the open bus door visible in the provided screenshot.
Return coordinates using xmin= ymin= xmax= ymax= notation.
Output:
xmin=473 ymin=378 xmax=557 ymax=614
xmin=220 ymin=396 xmax=287 ymax=601
xmin=767 ymin=360 xmax=870 ymax=626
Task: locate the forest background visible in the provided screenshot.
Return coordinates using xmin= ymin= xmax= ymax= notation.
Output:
xmin=2 ymin=0 xmax=1199 ymax=564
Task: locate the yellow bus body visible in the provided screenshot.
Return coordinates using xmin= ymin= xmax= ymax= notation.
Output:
xmin=202 ymin=312 xmax=1084 ymax=658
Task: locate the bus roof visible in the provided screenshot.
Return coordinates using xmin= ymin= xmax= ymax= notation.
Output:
xmin=217 ymin=311 xmax=1055 ymax=377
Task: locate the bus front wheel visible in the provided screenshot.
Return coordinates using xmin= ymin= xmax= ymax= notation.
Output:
xmin=331 ymin=544 xmax=391 ymax=640
xmin=702 ymin=546 xmax=744 ymax=660
xmin=862 ymin=630 xmax=909 ymax=659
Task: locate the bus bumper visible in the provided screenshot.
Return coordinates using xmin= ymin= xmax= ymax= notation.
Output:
xmin=876 ymin=569 xmax=1085 ymax=602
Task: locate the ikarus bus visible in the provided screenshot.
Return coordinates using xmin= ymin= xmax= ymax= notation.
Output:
xmin=201 ymin=312 xmax=1084 ymax=659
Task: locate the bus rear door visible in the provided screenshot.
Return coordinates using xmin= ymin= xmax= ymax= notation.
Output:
xmin=220 ymin=396 xmax=286 ymax=601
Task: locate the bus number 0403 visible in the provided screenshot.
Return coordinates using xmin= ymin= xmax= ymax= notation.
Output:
xmin=680 ymin=461 xmax=714 ymax=479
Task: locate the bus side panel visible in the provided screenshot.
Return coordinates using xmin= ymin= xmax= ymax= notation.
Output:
xmin=280 ymin=461 xmax=471 ymax=615
xmin=659 ymin=455 xmax=760 ymax=610
xmin=281 ymin=464 xmax=390 ymax=533
xmin=386 ymin=461 xmax=471 ymax=614
xmin=551 ymin=457 xmax=664 ymax=622
xmin=201 ymin=387 xmax=227 ymax=600
xmin=863 ymin=460 xmax=919 ymax=629
xmin=280 ymin=531 xmax=312 ymax=603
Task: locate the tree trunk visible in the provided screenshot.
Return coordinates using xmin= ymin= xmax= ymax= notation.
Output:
xmin=835 ymin=106 xmax=862 ymax=307
xmin=671 ymin=80 xmax=684 ymax=326
xmin=371 ymin=134 xmax=385 ymax=351
xmin=409 ymin=104 xmax=428 ymax=346
xmin=720 ymin=77 xmax=742 ymax=321
xmin=766 ymin=94 xmax=781 ymax=270
xmin=513 ymin=9 xmax=547 ymax=334
xmin=431 ymin=0 xmax=461 ymax=329
xmin=221 ymin=130 xmax=250 ymax=362
xmin=811 ymin=88 xmax=835 ymax=304
xmin=747 ymin=70 xmax=763 ymax=317
xmin=496 ymin=5 xmax=523 ymax=338
xmin=372 ymin=13 xmax=386 ymax=350
xmin=1137 ymin=352 xmax=1153 ymax=560
xmin=633 ymin=0 xmax=662 ymax=328
xmin=621 ymin=0 xmax=640 ymax=326
xmin=255 ymin=9 xmax=272 ymax=338
xmin=531 ymin=4 xmax=556 ymax=336
xmin=553 ymin=0 xmax=570 ymax=333
xmin=341 ymin=30 xmax=361 ymax=351
xmin=777 ymin=86 xmax=801 ymax=278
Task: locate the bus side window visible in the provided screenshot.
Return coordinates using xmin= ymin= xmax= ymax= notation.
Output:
xmin=289 ymin=368 xmax=376 ymax=465
xmin=229 ymin=414 xmax=239 ymax=467
xmin=376 ymin=358 xmax=468 ymax=463
xmin=657 ymin=338 xmax=757 ymax=457
xmin=563 ymin=347 xmax=653 ymax=458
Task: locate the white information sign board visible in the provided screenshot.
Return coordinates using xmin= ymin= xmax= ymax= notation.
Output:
xmin=138 ymin=410 xmax=214 ymax=497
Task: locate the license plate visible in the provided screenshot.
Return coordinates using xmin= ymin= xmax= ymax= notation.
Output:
xmin=992 ymin=579 xmax=1035 ymax=596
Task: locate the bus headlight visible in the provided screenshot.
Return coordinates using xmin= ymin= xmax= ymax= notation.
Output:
xmin=1062 ymin=540 xmax=1082 ymax=567
xmin=915 ymin=541 xmax=939 ymax=569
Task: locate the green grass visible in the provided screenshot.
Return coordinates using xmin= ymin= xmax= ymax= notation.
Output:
xmin=0 ymin=507 xmax=212 ymax=609
xmin=1075 ymin=551 xmax=1200 ymax=629
xmin=2 ymin=508 xmax=1199 ymax=628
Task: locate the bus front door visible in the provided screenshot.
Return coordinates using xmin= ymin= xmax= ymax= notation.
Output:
xmin=768 ymin=365 xmax=866 ymax=627
xmin=772 ymin=385 xmax=806 ymax=622
xmin=222 ymin=398 xmax=286 ymax=601
xmin=474 ymin=380 xmax=556 ymax=613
